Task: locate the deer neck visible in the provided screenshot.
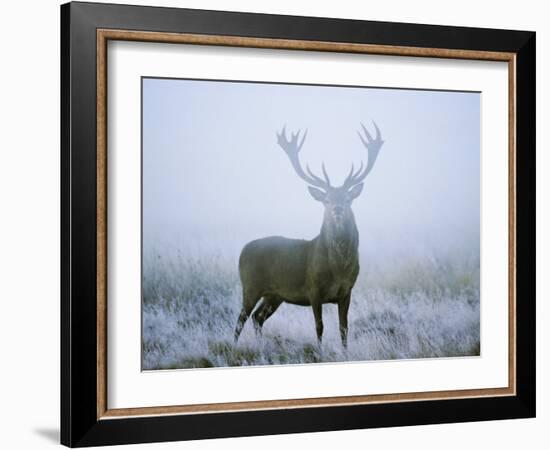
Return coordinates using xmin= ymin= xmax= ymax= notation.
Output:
xmin=319 ymin=212 xmax=359 ymax=269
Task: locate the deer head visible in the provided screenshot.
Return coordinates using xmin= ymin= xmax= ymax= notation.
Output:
xmin=277 ymin=123 xmax=384 ymax=232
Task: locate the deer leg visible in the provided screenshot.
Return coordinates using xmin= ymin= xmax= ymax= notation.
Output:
xmin=311 ymin=302 xmax=324 ymax=344
xmin=234 ymin=290 xmax=261 ymax=343
xmin=251 ymin=299 xmax=266 ymax=335
xmin=338 ymin=293 xmax=351 ymax=349
xmin=252 ymin=295 xmax=282 ymax=334
xmin=261 ymin=296 xmax=283 ymax=325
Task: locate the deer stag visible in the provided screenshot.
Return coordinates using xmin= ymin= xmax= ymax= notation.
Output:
xmin=234 ymin=123 xmax=384 ymax=348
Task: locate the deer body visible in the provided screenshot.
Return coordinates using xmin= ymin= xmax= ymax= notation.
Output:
xmin=234 ymin=123 xmax=383 ymax=347
xmin=240 ymin=224 xmax=359 ymax=306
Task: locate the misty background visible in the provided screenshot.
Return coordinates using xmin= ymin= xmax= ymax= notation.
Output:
xmin=143 ymin=77 xmax=480 ymax=262
xmin=141 ymin=77 xmax=481 ymax=369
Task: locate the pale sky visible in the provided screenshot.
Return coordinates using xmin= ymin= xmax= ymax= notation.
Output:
xmin=142 ymin=77 xmax=480 ymax=261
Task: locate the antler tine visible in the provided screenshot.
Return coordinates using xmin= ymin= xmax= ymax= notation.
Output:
xmin=342 ymin=161 xmax=362 ymax=190
xmin=360 ymin=122 xmax=374 ymax=143
xmin=321 ymin=163 xmax=332 ymax=186
xmin=345 ymin=163 xmax=355 ymax=181
xmin=277 ymin=126 xmax=330 ymax=190
xmin=298 ymin=129 xmax=308 ymax=151
xmin=372 ymin=121 xmax=382 ymax=141
xmin=306 ymin=164 xmax=331 ymax=188
xmin=348 ymin=161 xmax=364 ymax=180
xmin=342 ymin=121 xmax=384 ymax=189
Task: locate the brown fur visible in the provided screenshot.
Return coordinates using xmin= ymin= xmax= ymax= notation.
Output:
xmin=234 ymin=188 xmax=361 ymax=347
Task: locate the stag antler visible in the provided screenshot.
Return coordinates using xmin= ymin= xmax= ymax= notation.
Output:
xmin=277 ymin=126 xmax=331 ymax=190
xmin=342 ymin=121 xmax=384 ymax=190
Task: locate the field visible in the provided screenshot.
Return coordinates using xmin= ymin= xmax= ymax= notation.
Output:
xmin=142 ymin=247 xmax=480 ymax=370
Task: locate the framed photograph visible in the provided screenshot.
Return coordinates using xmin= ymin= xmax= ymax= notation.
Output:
xmin=61 ymin=1 xmax=536 ymax=447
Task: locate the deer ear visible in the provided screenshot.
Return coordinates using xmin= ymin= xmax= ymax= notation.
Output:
xmin=348 ymin=183 xmax=364 ymax=200
xmin=308 ymin=186 xmax=326 ymax=202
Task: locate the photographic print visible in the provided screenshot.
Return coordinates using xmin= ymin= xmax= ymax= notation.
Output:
xmin=141 ymin=77 xmax=480 ymax=370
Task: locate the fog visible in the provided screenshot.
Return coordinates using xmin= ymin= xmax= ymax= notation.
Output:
xmin=142 ymin=78 xmax=480 ymax=262
xmin=141 ymin=78 xmax=480 ymax=368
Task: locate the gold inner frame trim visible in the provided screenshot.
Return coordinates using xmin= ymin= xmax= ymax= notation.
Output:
xmin=96 ymin=28 xmax=517 ymax=420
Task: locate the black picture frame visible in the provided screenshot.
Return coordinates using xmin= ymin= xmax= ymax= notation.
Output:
xmin=61 ymin=1 xmax=535 ymax=447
